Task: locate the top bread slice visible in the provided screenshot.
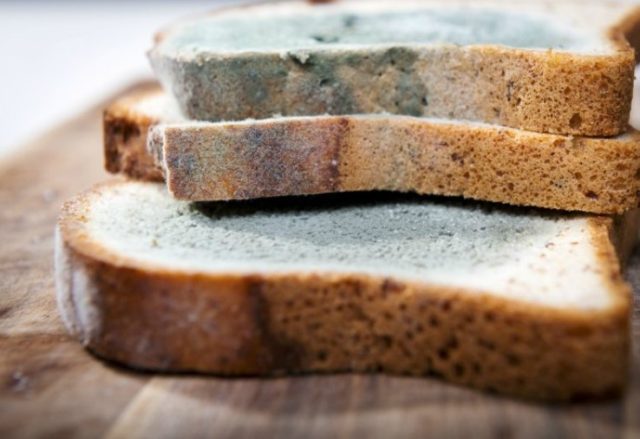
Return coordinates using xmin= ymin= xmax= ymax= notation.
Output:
xmin=104 ymin=86 xmax=640 ymax=214
xmin=149 ymin=0 xmax=640 ymax=136
xmin=55 ymin=180 xmax=638 ymax=400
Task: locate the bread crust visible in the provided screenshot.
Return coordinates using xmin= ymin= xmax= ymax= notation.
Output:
xmin=611 ymin=4 xmax=640 ymax=61
xmin=104 ymin=86 xmax=640 ymax=214
xmin=148 ymin=0 xmax=638 ymax=136
xmin=159 ymin=115 xmax=640 ymax=214
xmin=55 ymin=181 xmax=634 ymax=401
xmin=103 ymin=86 xmax=164 ymax=181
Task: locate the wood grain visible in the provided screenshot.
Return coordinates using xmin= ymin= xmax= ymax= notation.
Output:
xmin=0 ymin=82 xmax=639 ymax=439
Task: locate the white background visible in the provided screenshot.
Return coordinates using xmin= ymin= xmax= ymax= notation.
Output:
xmin=0 ymin=0 xmax=639 ymax=158
xmin=0 ymin=0 xmax=237 ymax=157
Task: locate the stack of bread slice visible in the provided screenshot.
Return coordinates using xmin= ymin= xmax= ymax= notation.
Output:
xmin=56 ymin=0 xmax=640 ymax=400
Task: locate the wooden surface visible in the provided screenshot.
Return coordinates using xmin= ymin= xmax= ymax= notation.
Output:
xmin=0 ymin=83 xmax=639 ymax=439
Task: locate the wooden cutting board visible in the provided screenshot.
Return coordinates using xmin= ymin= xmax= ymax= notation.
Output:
xmin=0 ymin=82 xmax=639 ymax=439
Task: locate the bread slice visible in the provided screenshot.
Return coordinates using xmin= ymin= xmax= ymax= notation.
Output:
xmin=103 ymin=84 xmax=175 ymax=182
xmin=55 ymin=180 xmax=638 ymax=400
xmin=148 ymin=0 xmax=640 ymax=136
xmin=104 ymin=86 xmax=640 ymax=214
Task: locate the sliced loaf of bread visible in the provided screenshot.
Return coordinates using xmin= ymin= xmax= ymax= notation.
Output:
xmin=149 ymin=0 xmax=640 ymax=136
xmin=55 ymin=181 xmax=639 ymax=400
xmin=104 ymin=86 xmax=640 ymax=214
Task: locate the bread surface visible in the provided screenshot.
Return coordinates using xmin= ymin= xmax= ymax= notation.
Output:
xmin=149 ymin=0 xmax=640 ymax=136
xmin=56 ymin=181 xmax=637 ymax=400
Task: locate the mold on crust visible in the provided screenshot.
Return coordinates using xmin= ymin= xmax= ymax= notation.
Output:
xmin=156 ymin=115 xmax=640 ymax=214
xmin=105 ymin=86 xmax=640 ymax=214
xmin=55 ymin=181 xmax=634 ymax=400
xmin=148 ymin=0 xmax=640 ymax=136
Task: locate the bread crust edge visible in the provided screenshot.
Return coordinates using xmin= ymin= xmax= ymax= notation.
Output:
xmin=55 ymin=181 xmax=633 ymax=401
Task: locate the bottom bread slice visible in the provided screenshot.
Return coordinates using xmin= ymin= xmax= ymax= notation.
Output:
xmin=55 ymin=181 xmax=636 ymax=400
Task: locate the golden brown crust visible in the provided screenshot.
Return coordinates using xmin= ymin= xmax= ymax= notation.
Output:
xmin=103 ymin=86 xmax=164 ymax=181
xmin=155 ymin=114 xmax=640 ymax=214
xmin=105 ymin=86 xmax=640 ymax=213
xmin=55 ymin=181 xmax=633 ymax=401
